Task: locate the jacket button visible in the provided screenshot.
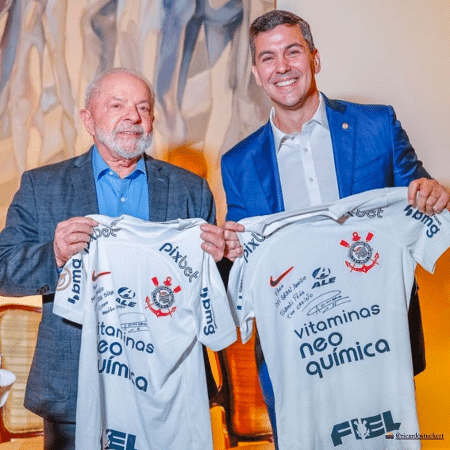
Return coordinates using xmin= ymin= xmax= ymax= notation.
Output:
xmin=38 ymin=285 xmax=49 ymax=294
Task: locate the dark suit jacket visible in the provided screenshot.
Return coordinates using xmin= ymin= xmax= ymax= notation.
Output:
xmin=0 ymin=148 xmax=216 ymax=422
xmin=221 ymin=95 xmax=428 ymax=375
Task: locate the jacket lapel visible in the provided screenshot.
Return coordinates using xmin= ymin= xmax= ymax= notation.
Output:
xmin=71 ymin=148 xmax=99 ymax=216
xmin=324 ymin=96 xmax=356 ymax=199
xmin=145 ymin=155 xmax=169 ymax=222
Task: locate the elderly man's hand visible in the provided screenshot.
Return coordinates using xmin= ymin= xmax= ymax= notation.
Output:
xmin=200 ymin=223 xmax=226 ymax=262
xmin=223 ymin=221 xmax=245 ymax=262
xmin=54 ymin=217 xmax=98 ymax=268
xmin=408 ymin=178 xmax=450 ymax=215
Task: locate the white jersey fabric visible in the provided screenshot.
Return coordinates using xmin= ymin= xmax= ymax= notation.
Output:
xmin=54 ymin=215 xmax=236 ymax=450
xmin=228 ymin=187 xmax=450 ymax=450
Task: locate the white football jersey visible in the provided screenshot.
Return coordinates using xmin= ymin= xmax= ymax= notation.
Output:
xmin=54 ymin=215 xmax=236 ymax=450
xmin=228 ymin=187 xmax=450 ymax=450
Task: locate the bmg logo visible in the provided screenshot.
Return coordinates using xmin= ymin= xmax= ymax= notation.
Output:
xmin=404 ymin=205 xmax=440 ymax=238
xmin=331 ymin=410 xmax=400 ymax=446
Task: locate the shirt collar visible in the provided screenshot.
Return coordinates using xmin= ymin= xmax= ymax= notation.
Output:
xmin=92 ymin=145 xmax=146 ymax=180
xmin=270 ymin=92 xmax=329 ymax=153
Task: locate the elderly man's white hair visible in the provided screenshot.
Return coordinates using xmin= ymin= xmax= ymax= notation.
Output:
xmin=84 ymin=68 xmax=155 ymax=109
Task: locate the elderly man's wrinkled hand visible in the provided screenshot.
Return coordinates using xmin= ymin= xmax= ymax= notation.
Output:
xmin=200 ymin=223 xmax=226 ymax=262
xmin=54 ymin=217 xmax=98 ymax=268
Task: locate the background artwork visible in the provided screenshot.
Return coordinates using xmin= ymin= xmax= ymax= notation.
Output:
xmin=0 ymin=0 xmax=275 ymax=226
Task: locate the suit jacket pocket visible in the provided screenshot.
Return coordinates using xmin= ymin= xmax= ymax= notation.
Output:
xmin=26 ymin=321 xmax=73 ymax=402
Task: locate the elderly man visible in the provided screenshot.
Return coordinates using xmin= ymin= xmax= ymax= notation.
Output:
xmin=0 ymin=68 xmax=225 ymax=449
xmin=221 ymin=10 xmax=450 ymax=449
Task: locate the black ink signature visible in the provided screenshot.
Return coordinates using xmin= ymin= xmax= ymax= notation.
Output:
xmin=303 ymin=290 xmax=351 ymax=316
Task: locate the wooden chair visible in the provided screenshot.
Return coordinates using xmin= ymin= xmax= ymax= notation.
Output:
xmin=210 ymin=329 xmax=273 ymax=448
xmin=0 ymin=304 xmax=43 ymax=443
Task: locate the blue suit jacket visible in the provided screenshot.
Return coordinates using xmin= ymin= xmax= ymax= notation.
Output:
xmin=0 ymin=148 xmax=216 ymax=422
xmin=222 ymin=95 xmax=430 ymax=221
xmin=221 ymin=95 xmax=428 ymax=377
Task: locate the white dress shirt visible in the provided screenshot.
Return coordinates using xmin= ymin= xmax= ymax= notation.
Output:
xmin=270 ymin=94 xmax=340 ymax=210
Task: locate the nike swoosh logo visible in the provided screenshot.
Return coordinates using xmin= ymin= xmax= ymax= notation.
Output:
xmin=269 ymin=266 xmax=294 ymax=287
xmin=92 ymin=271 xmax=111 ymax=282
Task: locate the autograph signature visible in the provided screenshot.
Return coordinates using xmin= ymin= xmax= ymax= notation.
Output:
xmin=303 ymin=290 xmax=351 ymax=316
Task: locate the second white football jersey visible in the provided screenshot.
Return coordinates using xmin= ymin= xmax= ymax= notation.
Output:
xmin=228 ymin=187 xmax=450 ymax=450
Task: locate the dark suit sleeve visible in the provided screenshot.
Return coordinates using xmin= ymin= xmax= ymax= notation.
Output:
xmin=221 ymin=154 xmax=247 ymax=222
xmin=0 ymin=171 xmax=59 ymax=297
xmin=389 ymin=106 xmax=431 ymax=185
xmin=200 ymin=177 xmax=217 ymax=225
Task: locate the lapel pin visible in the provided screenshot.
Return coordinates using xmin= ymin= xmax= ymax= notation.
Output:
xmin=342 ymin=122 xmax=349 ymax=130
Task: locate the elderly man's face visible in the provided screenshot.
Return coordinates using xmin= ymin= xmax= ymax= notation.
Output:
xmin=83 ymin=72 xmax=154 ymax=160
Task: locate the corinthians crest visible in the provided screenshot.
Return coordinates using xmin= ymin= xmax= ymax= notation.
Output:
xmin=340 ymin=232 xmax=380 ymax=273
xmin=146 ymin=276 xmax=181 ymax=317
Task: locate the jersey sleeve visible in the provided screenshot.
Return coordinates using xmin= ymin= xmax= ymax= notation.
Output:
xmin=194 ymin=252 xmax=237 ymax=351
xmin=53 ymin=252 xmax=87 ymax=325
xmin=390 ymin=199 xmax=450 ymax=273
xmin=227 ymin=238 xmax=256 ymax=344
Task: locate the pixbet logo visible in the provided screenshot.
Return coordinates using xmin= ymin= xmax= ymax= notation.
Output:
xmin=92 ymin=225 xmax=119 ymax=239
xmin=86 ymin=225 xmax=120 ymax=253
xmin=159 ymin=243 xmax=199 ymax=282
xmin=331 ymin=410 xmax=400 ymax=446
xmin=404 ymin=205 xmax=440 ymax=238
xmin=243 ymin=232 xmax=265 ymax=263
xmin=348 ymin=208 xmax=384 ymax=218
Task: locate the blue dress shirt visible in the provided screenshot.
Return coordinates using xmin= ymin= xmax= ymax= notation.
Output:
xmin=92 ymin=146 xmax=149 ymax=220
